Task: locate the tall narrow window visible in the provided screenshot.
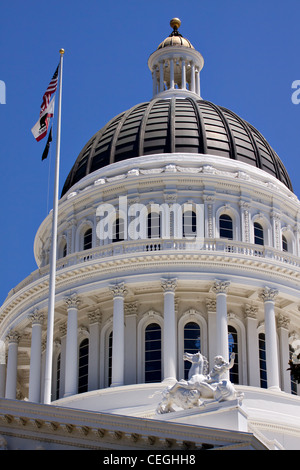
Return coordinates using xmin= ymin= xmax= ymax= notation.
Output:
xmin=282 ymin=235 xmax=288 ymax=252
xmin=147 ymin=212 xmax=161 ymax=239
xmin=112 ymin=217 xmax=124 ymax=242
xmin=259 ymin=333 xmax=267 ymax=388
xmin=56 ymin=353 xmax=61 ymax=400
xmin=183 ymin=210 xmax=197 ymax=238
xmin=228 ymin=326 xmax=239 ymax=384
xmin=219 ymin=214 xmax=233 ymax=240
xmin=108 ymin=332 xmax=113 ymax=387
xmin=78 ymin=338 xmax=89 ymax=394
xmin=254 ymin=222 xmax=264 ymax=245
xmin=62 ymin=242 xmax=67 ymax=258
xmin=184 ymin=322 xmax=201 ymax=380
xmin=289 ymin=345 xmax=298 ymax=395
xmin=83 ymin=228 xmax=92 ymax=250
xmin=145 ymin=323 xmax=161 ymax=383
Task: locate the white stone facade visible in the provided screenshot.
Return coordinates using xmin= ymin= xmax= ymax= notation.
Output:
xmin=1 ymin=19 xmax=300 ymax=450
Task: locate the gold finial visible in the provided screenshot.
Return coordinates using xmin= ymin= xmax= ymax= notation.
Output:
xmin=170 ymin=18 xmax=181 ymax=31
xmin=59 ymin=48 xmax=65 ymax=55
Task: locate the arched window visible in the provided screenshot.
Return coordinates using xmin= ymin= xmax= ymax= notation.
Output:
xmin=254 ymin=222 xmax=264 ymax=245
xmin=56 ymin=353 xmax=61 ymax=400
xmin=219 ymin=214 xmax=233 ymax=240
xmin=228 ymin=326 xmax=239 ymax=384
xmin=145 ymin=323 xmax=162 ymax=383
xmin=112 ymin=217 xmax=124 ymax=242
xmin=289 ymin=345 xmax=298 ymax=395
xmin=62 ymin=242 xmax=67 ymax=258
xmin=78 ymin=338 xmax=89 ymax=394
xmin=147 ymin=211 xmax=161 ymax=239
xmin=282 ymin=235 xmax=288 ymax=252
xmin=184 ymin=322 xmax=201 ymax=380
xmin=108 ymin=332 xmax=113 ymax=387
xmin=83 ymin=228 xmax=92 ymax=250
xmin=259 ymin=333 xmax=267 ymax=388
xmin=183 ymin=210 xmax=197 ymax=238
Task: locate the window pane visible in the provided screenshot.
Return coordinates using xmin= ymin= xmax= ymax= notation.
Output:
xmin=147 ymin=212 xmax=161 ymax=238
xmin=183 ymin=211 xmax=197 ymax=238
xmin=112 ymin=218 xmax=125 ymax=242
xmin=184 ymin=322 xmax=200 ymax=379
xmin=254 ymin=222 xmax=264 ymax=245
xmin=219 ymin=214 xmax=233 ymax=240
xmin=259 ymin=333 xmax=267 ymax=388
xmin=83 ymin=228 xmax=92 ymax=250
xmin=145 ymin=323 xmax=161 ymax=383
xmin=78 ymin=338 xmax=89 ymax=394
xmin=282 ymin=235 xmax=288 ymax=252
xmin=228 ymin=326 xmax=239 ymax=384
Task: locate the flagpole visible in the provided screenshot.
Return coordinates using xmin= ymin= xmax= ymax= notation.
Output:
xmin=43 ymin=48 xmax=64 ymax=404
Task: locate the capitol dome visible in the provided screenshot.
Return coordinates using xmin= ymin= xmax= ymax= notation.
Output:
xmin=62 ymin=98 xmax=293 ymax=196
xmin=1 ymin=18 xmax=300 ymax=451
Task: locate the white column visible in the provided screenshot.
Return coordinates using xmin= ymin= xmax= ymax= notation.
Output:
xmin=110 ymin=282 xmax=127 ymax=387
xmin=206 ymin=299 xmax=217 ymax=368
xmin=87 ymin=310 xmax=101 ymax=391
xmin=170 ymin=59 xmax=174 ymax=89
xmin=5 ymin=331 xmax=20 ymax=399
xmin=64 ymin=294 xmax=80 ymax=397
xmin=190 ymin=62 xmax=195 ymax=93
xmin=195 ymin=68 xmax=200 ymax=96
xmin=0 ymin=340 xmax=6 ymax=398
xmin=277 ymin=314 xmax=291 ymax=393
xmin=244 ymin=304 xmax=260 ymax=387
xmin=159 ymin=62 xmax=164 ymax=92
xmin=181 ymin=59 xmax=186 ymax=90
xmin=211 ymin=280 xmax=230 ymax=377
xmin=161 ymin=278 xmax=177 ymax=380
xmin=124 ymin=302 xmax=138 ymax=385
xmin=259 ymin=287 xmax=280 ymax=390
xmin=28 ymin=310 xmax=44 ymax=402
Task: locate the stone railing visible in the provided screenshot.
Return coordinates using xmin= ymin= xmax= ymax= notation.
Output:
xmin=5 ymin=238 xmax=300 ymax=300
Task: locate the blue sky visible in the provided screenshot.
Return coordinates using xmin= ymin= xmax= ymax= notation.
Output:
xmin=0 ymin=0 xmax=299 ymax=304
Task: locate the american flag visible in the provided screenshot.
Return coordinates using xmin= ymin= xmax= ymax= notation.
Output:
xmin=40 ymin=65 xmax=59 ymax=117
xmin=32 ymin=64 xmax=59 ymax=142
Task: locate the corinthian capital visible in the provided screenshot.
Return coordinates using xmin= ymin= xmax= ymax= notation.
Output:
xmin=211 ymin=280 xmax=230 ymax=295
xmin=259 ymin=287 xmax=278 ymax=303
xmin=65 ymin=293 xmax=80 ymax=309
xmin=109 ymin=282 xmax=127 ymax=298
xmin=161 ymin=278 xmax=177 ymax=293
xmin=28 ymin=309 xmax=44 ymax=326
xmin=6 ymin=330 xmax=21 ymax=344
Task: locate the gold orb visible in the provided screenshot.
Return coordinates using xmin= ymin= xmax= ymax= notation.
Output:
xmin=170 ymin=18 xmax=181 ymax=30
xmin=59 ymin=48 xmax=65 ymax=55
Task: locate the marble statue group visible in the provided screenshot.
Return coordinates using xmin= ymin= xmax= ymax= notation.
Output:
xmin=157 ymin=351 xmax=243 ymax=414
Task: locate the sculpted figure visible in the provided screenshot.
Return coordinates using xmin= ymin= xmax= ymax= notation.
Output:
xmin=156 ymin=352 xmax=243 ymax=414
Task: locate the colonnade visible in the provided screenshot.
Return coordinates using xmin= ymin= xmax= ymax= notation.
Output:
xmin=2 ymin=280 xmax=290 ymax=402
xmin=152 ymin=58 xmax=201 ymax=96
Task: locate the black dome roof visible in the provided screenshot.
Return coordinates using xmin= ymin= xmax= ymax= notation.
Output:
xmin=61 ymin=97 xmax=292 ymax=196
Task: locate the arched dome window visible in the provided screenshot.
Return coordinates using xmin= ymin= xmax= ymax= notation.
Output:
xmin=254 ymin=222 xmax=264 ymax=246
xmin=83 ymin=228 xmax=92 ymax=251
xmin=228 ymin=325 xmax=239 ymax=384
xmin=282 ymin=235 xmax=288 ymax=252
xmin=108 ymin=332 xmax=113 ymax=387
xmin=112 ymin=217 xmax=125 ymax=243
xmin=219 ymin=214 xmax=233 ymax=240
xmin=56 ymin=353 xmax=61 ymax=400
xmin=289 ymin=345 xmax=298 ymax=395
xmin=147 ymin=211 xmax=161 ymax=239
xmin=259 ymin=333 xmax=267 ymax=388
xmin=183 ymin=322 xmax=201 ymax=380
xmin=182 ymin=209 xmax=197 ymax=238
xmin=78 ymin=338 xmax=89 ymax=394
xmin=145 ymin=323 xmax=161 ymax=383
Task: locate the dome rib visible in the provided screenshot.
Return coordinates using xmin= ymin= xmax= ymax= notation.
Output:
xmin=61 ymin=97 xmax=293 ymax=196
